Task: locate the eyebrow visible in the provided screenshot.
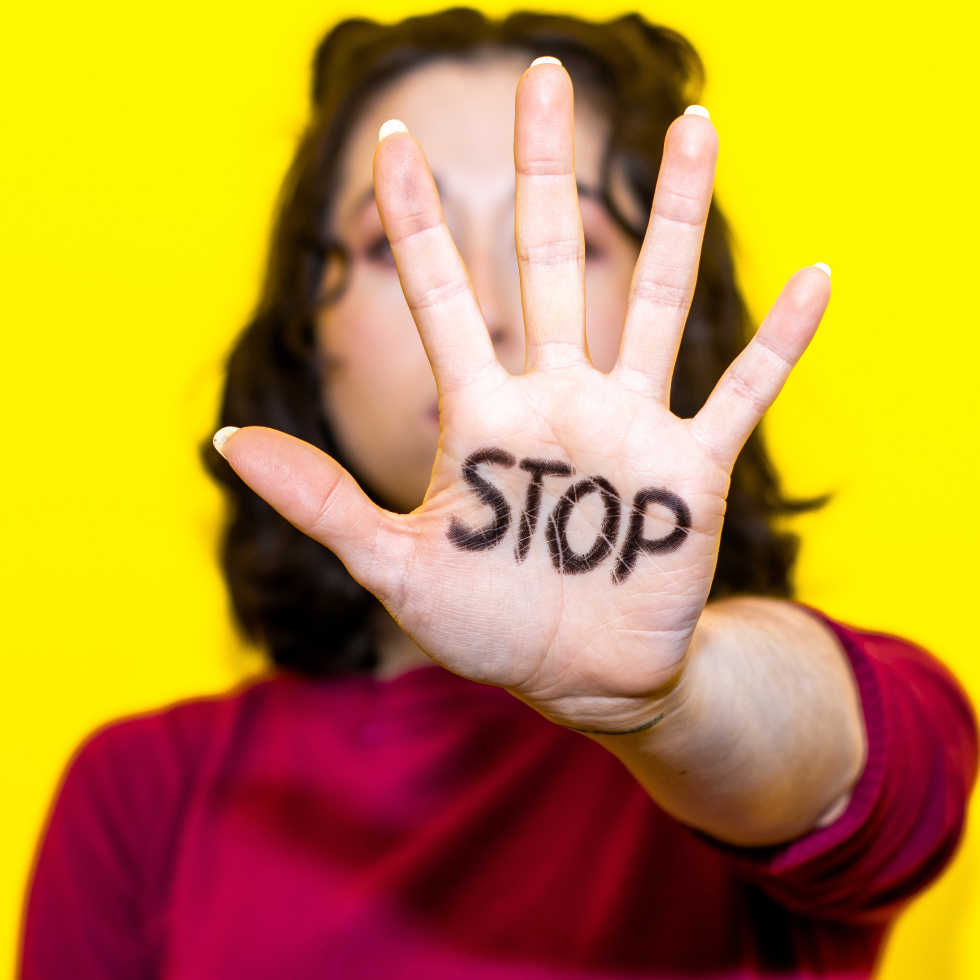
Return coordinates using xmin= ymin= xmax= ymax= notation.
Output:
xmin=343 ymin=180 xmax=606 ymax=229
xmin=353 ymin=185 xmax=377 ymax=210
xmin=339 ymin=185 xmax=377 ymax=228
xmin=343 ymin=175 xmax=445 ymax=223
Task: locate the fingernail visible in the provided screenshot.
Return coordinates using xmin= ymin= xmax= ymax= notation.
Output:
xmin=530 ymin=56 xmax=562 ymax=67
xmin=813 ymin=262 xmax=832 ymax=277
xmin=213 ymin=426 xmax=240 ymax=458
xmin=684 ymin=105 xmax=710 ymax=119
xmin=378 ymin=119 xmax=409 ymax=142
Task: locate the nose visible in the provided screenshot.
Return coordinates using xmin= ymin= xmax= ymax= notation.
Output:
xmin=457 ymin=228 xmax=526 ymax=376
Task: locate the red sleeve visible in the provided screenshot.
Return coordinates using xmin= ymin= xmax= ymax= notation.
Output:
xmin=717 ymin=613 xmax=978 ymax=924
xmin=20 ymin=702 xmax=217 ymax=980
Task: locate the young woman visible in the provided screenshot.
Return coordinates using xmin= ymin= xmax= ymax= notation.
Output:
xmin=22 ymin=10 xmax=976 ymax=978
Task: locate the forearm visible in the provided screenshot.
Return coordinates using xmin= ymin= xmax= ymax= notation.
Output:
xmin=589 ymin=598 xmax=867 ymax=846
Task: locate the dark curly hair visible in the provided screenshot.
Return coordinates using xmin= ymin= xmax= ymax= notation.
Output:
xmin=204 ymin=7 xmax=820 ymax=676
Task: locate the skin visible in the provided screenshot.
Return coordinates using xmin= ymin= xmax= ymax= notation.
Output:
xmin=319 ymin=57 xmax=636 ymax=514
xmin=219 ymin=57 xmax=867 ymax=846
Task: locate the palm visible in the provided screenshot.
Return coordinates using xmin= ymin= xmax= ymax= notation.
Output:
xmin=224 ymin=65 xmax=829 ymax=731
xmin=405 ymin=369 xmax=724 ymax=718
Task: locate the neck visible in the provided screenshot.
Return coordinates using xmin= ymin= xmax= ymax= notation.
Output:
xmin=372 ymin=607 xmax=434 ymax=679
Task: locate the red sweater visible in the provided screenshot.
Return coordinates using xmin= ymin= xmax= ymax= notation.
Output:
xmin=21 ymin=618 xmax=977 ymax=979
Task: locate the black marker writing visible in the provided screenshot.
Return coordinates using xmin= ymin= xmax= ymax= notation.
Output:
xmin=447 ymin=447 xmax=517 ymax=551
xmin=613 ymin=487 xmax=691 ymax=583
xmin=448 ymin=449 xmax=693 ymax=577
xmin=546 ymin=476 xmax=622 ymax=574
xmin=515 ymin=458 xmax=574 ymax=562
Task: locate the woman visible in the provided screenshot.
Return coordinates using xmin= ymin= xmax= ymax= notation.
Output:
xmin=22 ymin=9 xmax=976 ymax=978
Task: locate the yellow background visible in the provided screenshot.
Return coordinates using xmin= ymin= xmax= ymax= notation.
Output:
xmin=2 ymin=0 xmax=977 ymax=975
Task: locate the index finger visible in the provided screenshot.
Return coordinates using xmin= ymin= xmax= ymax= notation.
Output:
xmin=374 ymin=124 xmax=502 ymax=394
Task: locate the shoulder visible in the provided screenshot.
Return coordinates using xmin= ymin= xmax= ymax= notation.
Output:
xmin=55 ymin=676 xmax=297 ymax=838
xmin=32 ymin=677 xmax=306 ymax=908
xmin=24 ymin=677 xmax=298 ymax=969
xmin=76 ymin=675 xmax=278 ymax=762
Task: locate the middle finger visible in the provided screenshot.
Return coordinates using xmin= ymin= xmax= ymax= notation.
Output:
xmin=514 ymin=59 xmax=588 ymax=372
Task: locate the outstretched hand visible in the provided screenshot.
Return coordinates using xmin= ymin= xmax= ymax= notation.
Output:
xmin=217 ymin=62 xmax=830 ymax=733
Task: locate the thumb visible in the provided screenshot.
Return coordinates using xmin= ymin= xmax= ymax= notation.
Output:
xmin=213 ymin=426 xmax=406 ymax=599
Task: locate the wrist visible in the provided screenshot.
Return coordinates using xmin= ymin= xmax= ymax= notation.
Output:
xmin=513 ymin=635 xmax=697 ymax=735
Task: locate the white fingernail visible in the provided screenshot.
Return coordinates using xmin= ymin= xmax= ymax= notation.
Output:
xmin=213 ymin=426 xmax=240 ymax=458
xmin=530 ymin=56 xmax=562 ymax=67
xmin=684 ymin=105 xmax=710 ymax=119
xmin=378 ymin=119 xmax=409 ymax=142
xmin=813 ymin=262 xmax=832 ymax=277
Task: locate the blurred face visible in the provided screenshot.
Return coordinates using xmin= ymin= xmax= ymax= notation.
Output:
xmin=316 ymin=56 xmax=641 ymax=511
